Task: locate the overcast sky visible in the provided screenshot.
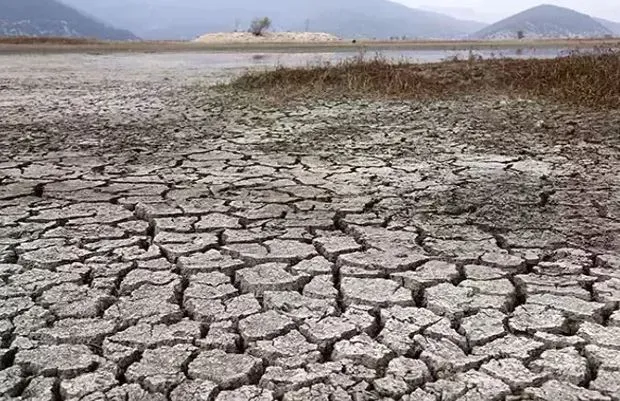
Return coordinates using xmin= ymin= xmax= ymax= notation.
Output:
xmin=395 ymin=0 xmax=620 ymax=22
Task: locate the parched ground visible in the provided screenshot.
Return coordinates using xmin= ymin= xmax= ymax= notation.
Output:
xmin=1 ymin=53 xmax=620 ymax=401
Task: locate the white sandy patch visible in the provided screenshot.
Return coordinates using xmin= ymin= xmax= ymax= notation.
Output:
xmin=194 ymin=32 xmax=341 ymax=44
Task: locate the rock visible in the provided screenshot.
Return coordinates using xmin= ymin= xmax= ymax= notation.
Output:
xmin=126 ymin=344 xmax=196 ymax=393
xmin=14 ymin=344 xmax=100 ymax=378
xmin=509 ymin=304 xmax=569 ymax=334
xmin=291 ymin=256 xmax=334 ymax=277
xmin=424 ymin=283 xmax=512 ymax=319
xmin=177 ymin=250 xmax=245 ymax=276
xmin=578 ymin=322 xmax=620 ymax=350
xmin=378 ymin=306 xmax=442 ymax=355
xmin=530 ymin=347 xmax=589 ymax=385
xmin=303 ymin=275 xmax=338 ymax=301
xmin=585 ymin=345 xmax=620 ymax=372
xmin=33 ymin=318 xmax=117 ymax=345
xmin=236 ymin=263 xmax=308 ymax=296
xmin=332 ymin=334 xmax=395 ymax=369
xmin=313 ymin=235 xmax=363 ymax=262
xmin=59 ymin=365 xmax=118 ymax=399
xmin=188 ymin=350 xmax=263 ymax=389
xmin=414 ymin=335 xmax=486 ymax=377
xmin=0 ymin=366 xmax=24 ymax=397
xmin=527 ymin=294 xmax=608 ymax=323
xmin=263 ymin=291 xmax=336 ymax=322
xmin=391 ymin=260 xmax=460 ymax=296
xmin=215 ymin=386 xmax=274 ymax=401
xmin=472 ymin=335 xmax=545 ymax=361
xmin=460 ymin=309 xmax=507 ymax=346
xmin=523 ymin=380 xmax=610 ymax=401
xmin=590 ymin=370 xmax=620 ymax=400
xmin=481 ymin=358 xmax=549 ymax=391
xmin=249 ymin=330 xmax=321 ymax=369
xmin=185 ymin=294 xmax=261 ymax=323
xmin=238 ymin=310 xmax=297 ymax=343
xmin=170 ymin=380 xmax=219 ymax=401
xmin=341 ymin=277 xmax=413 ymax=309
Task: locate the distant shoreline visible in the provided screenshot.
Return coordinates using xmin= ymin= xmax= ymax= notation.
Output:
xmin=0 ymin=37 xmax=618 ymax=55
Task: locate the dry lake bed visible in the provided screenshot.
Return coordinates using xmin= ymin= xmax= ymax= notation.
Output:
xmin=1 ymin=52 xmax=620 ymax=401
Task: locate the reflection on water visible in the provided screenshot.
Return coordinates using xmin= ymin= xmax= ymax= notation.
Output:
xmin=209 ymin=47 xmax=575 ymax=69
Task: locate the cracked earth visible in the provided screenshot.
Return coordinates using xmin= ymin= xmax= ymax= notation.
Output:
xmin=1 ymin=53 xmax=620 ymax=401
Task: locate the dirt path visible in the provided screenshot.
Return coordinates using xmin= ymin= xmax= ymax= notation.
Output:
xmin=1 ymin=53 xmax=619 ymax=401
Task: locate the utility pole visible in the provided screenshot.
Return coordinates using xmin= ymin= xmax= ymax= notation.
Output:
xmin=305 ymin=19 xmax=310 ymax=32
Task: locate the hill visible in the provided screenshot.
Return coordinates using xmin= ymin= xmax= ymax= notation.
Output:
xmin=0 ymin=0 xmax=137 ymax=40
xmin=61 ymin=0 xmax=486 ymax=40
xmin=595 ymin=18 xmax=620 ymax=36
xmin=473 ymin=4 xmax=612 ymax=40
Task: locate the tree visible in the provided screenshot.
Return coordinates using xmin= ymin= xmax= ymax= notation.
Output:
xmin=517 ymin=30 xmax=525 ymax=39
xmin=249 ymin=17 xmax=272 ymax=36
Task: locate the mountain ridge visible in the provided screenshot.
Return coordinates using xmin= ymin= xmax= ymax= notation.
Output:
xmin=0 ymin=0 xmax=137 ymax=40
xmin=473 ymin=4 xmax=612 ymax=39
xmin=60 ymin=0 xmax=487 ymax=40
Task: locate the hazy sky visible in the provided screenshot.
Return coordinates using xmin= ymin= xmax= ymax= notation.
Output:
xmin=395 ymin=0 xmax=620 ymax=22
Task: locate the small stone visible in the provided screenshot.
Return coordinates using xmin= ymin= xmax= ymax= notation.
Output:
xmin=188 ymin=350 xmax=263 ymax=389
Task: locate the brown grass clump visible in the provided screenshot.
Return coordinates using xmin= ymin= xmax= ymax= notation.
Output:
xmin=0 ymin=36 xmax=103 ymax=45
xmin=229 ymin=50 xmax=620 ymax=109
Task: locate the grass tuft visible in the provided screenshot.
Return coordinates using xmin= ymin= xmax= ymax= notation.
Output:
xmin=228 ymin=49 xmax=620 ymax=109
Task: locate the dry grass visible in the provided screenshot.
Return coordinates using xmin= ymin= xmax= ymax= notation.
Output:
xmin=0 ymin=36 xmax=102 ymax=45
xmin=229 ymin=50 xmax=620 ymax=109
xmin=0 ymin=36 xmax=618 ymax=54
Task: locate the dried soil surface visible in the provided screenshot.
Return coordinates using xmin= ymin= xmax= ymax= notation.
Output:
xmin=1 ymin=52 xmax=620 ymax=401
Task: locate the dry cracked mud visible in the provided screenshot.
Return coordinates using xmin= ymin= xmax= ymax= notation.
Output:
xmin=1 ymin=53 xmax=620 ymax=401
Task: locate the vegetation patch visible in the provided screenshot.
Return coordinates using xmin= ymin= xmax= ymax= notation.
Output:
xmin=227 ymin=49 xmax=620 ymax=109
xmin=0 ymin=36 xmax=102 ymax=45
